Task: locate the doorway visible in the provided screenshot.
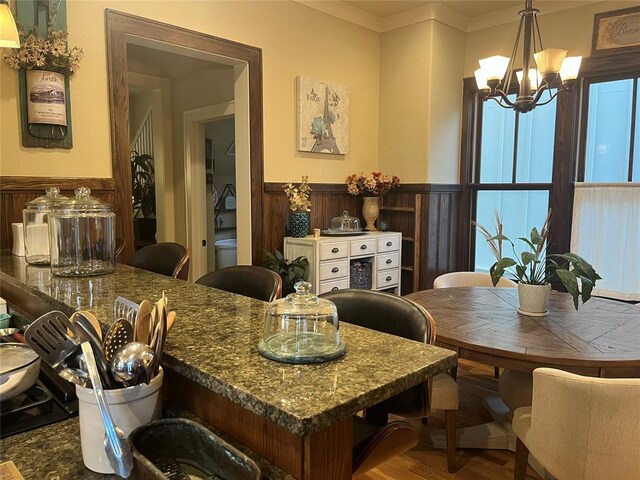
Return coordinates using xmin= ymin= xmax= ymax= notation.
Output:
xmin=106 ymin=10 xmax=264 ymax=265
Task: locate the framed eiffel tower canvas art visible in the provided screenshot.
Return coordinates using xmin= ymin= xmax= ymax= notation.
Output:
xmin=297 ymin=76 xmax=349 ymax=154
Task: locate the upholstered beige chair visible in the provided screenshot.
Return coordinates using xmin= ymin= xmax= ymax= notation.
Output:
xmin=433 ymin=271 xmax=517 ymax=289
xmin=513 ymin=368 xmax=640 ymax=480
xmin=320 ymin=289 xmax=460 ymax=473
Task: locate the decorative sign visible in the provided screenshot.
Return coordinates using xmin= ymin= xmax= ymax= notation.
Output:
xmin=26 ymin=70 xmax=67 ymax=126
xmin=592 ymin=6 xmax=640 ymax=56
xmin=297 ymin=76 xmax=349 ymax=155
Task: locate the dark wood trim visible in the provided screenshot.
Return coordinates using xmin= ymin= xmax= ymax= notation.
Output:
xmin=264 ymin=182 xmax=462 ymax=194
xmin=105 ymin=10 xmax=264 ymax=264
xmin=0 ymin=177 xmax=115 ymax=191
xmin=581 ymin=50 xmax=640 ymax=76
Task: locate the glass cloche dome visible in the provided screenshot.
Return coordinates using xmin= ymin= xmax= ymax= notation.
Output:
xmin=258 ymin=282 xmax=346 ymax=364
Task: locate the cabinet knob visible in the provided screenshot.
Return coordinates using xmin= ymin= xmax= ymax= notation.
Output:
xmin=331 ymin=287 xmax=339 ymax=291
xmin=360 ymin=245 xmax=367 ymax=250
xmin=332 ymin=267 xmax=339 ymax=273
xmin=386 ymin=259 xmax=392 ymax=264
xmin=386 ymin=276 xmax=392 ymax=281
xmin=386 ymin=241 xmax=393 ymax=247
xmin=331 ymin=247 xmax=339 ymax=253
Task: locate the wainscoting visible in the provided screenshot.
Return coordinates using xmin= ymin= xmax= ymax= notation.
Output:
xmin=263 ymin=183 xmax=462 ymax=293
xmin=1 ymin=177 xmax=460 ymax=294
xmin=0 ymin=177 xmax=116 ymax=251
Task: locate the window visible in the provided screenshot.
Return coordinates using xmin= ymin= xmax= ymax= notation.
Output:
xmin=471 ymin=94 xmax=556 ymax=272
xmin=582 ymin=77 xmax=639 ymax=182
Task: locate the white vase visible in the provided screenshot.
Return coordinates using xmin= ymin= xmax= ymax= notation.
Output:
xmin=517 ymin=283 xmax=551 ymax=316
xmin=362 ymin=196 xmax=379 ymax=231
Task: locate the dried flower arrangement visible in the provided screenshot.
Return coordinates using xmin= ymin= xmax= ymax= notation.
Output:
xmin=346 ymin=172 xmax=400 ymax=197
xmin=284 ymin=175 xmax=312 ymax=212
xmin=2 ymin=25 xmax=83 ymax=76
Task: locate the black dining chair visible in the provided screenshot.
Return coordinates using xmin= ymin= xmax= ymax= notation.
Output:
xmin=320 ymin=289 xmax=460 ymax=474
xmin=195 ymin=265 xmax=282 ymax=302
xmin=128 ymin=242 xmax=190 ymax=280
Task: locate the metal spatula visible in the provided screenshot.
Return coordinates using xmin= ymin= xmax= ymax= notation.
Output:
xmin=114 ymin=296 xmax=139 ymax=327
xmin=24 ymin=311 xmax=79 ymax=369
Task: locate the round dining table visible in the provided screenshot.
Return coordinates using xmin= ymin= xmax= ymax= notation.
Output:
xmin=405 ymin=286 xmax=640 ymax=464
xmin=406 ymin=287 xmax=640 ymax=378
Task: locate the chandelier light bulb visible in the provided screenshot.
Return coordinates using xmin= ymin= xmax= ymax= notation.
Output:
xmin=478 ymin=56 xmax=510 ymax=81
xmin=516 ymin=69 xmax=542 ymax=91
xmin=534 ymin=48 xmax=568 ymax=75
xmin=474 ymin=68 xmax=490 ymax=91
xmin=559 ymin=56 xmax=582 ymax=82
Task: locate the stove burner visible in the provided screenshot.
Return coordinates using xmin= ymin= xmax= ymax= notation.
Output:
xmin=0 ymin=381 xmax=53 ymax=417
xmin=0 ymin=361 xmax=78 ymax=438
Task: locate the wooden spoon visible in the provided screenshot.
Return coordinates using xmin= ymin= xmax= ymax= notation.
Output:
xmin=135 ymin=300 xmax=152 ymax=344
xmin=166 ymin=311 xmax=176 ymax=335
xmin=69 ymin=311 xmax=103 ymax=341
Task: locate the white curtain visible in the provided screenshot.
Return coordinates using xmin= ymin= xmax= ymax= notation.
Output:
xmin=571 ymin=183 xmax=640 ymax=301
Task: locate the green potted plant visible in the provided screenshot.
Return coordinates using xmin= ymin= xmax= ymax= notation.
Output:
xmin=265 ymin=249 xmax=309 ymax=296
xmin=475 ymin=211 xmax=601 ymax=314
xmin=131 ymin=151 xmax=156 ymax=243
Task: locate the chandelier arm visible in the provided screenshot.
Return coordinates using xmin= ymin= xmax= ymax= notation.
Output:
xmin=504 ymin=15 xmax=525 ymax=92
xmin=531 ymin=83 xmax=550 ymax=105
xmin=533 ymin=13 xmax=544 ymax=52
xmin=534 ymin=87 xmax=569 ymax=107
xmin=487 ymin=91 xmax=516 ymax=108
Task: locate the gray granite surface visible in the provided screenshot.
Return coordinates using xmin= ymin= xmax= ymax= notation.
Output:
xmin=0 ymin=405 xmax=293 ymax=480
xmin=0 ymin=253 xmax=457 ymax=436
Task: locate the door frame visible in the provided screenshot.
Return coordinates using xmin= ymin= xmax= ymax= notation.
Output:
xmin=184 ymin=102 xmax=238 ymax=281
xmin=106 ymin=10 xmax=264 ymax=263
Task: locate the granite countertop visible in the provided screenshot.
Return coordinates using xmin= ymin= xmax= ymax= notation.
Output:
xmin=0 ymin=253 xmax=457 ymax=436
xmin=0 ymin=407 xmax=293 ymax=480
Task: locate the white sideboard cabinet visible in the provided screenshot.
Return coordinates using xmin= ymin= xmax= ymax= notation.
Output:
xmin=284 ymin=232 xmax=402 ymax=295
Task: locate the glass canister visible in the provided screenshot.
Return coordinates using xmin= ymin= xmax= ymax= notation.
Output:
xmin=329 ymin=211 xmax=361 ymax=232
xmin=49 ymin=187 xmax=116 ymax=277
xmin=22 ymin=187 xmax=68 ymax=265
xmin=258 ymin=281 xmax=346 ymax=364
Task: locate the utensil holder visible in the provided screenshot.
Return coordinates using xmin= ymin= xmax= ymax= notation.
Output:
xmin=76 ymin=368 xmax=163 ymax=474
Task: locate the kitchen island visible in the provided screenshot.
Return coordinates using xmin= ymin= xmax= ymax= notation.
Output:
xmin=0 ymin=253 xmax=457 ymax=479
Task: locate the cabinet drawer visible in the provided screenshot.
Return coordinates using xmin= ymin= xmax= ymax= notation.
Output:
xmin=319 ymin=278 xmax=349 ymax=294
xmin=377 ymin=252 xmax=399 ymax=272
xmin=319 ymin=260 xmax=348 ymax=281
xmin=376 ymin=269 xmax=399 ymax=289
xmin=319 ymin=241 xmax=348 ymax=261
xmin=350 ymin=238 xmax=376 ymax=257
xmin=377 ymin=236 xmax=400 ymax=253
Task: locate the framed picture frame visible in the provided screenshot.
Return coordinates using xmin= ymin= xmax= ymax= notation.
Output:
xmin=592 ymin=6 xmax=640 ymax=56
xmin=205 ymin=138 xmax=215 ymax=170
xmin=296 ymin=76 xmax=349 ymax=155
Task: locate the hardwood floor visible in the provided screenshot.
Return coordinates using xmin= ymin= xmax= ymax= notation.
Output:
xmin=358 ymin=360 xmax=540 ymax=480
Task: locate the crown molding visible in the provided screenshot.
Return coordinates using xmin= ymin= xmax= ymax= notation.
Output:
xmin=294 ymin=0 xmax=383 ymax=32
xmin=466 ymin=1 xmax=603 ymax=32
xmin=293 ymin=1 xmax=604 ymax=34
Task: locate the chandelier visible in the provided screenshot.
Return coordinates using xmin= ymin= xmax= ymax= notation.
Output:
xmin=474 ymin=0 xmax=582 ymax=113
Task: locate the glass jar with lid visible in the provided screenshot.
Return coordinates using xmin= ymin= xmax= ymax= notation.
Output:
xmin=22 ymin=187 xmax=68 ymax=265
xmin=329 ymin=211 xmax=361 ymax=233
xmin=49 ymin=187 xmax=116 ymax=277
xmin=258 ymin=281 xmax=346 ymax=364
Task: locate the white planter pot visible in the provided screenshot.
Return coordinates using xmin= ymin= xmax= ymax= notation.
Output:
xmin=517 ymin=283 xmax=551 ymax=316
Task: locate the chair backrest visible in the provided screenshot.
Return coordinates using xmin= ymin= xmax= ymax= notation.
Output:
xmin=320 ymin=289 xmax=436 ymax=417
xmin=433 ymin=271 xmax=517 ymax=289
xmin=195 ymin=265 xmax=282 ymax=302
xmin=128 ymin=242 xmax=190 ymax=280
xmin=527 ymin=368 xmax=640 ymax=480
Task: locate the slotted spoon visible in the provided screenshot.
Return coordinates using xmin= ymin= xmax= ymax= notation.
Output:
xmin=103 ymin=319 xmax=134 ymax=363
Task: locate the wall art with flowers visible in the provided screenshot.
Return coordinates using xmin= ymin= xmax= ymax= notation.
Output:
xmin=1 ymin=0 xmax=82 ymax=148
